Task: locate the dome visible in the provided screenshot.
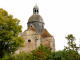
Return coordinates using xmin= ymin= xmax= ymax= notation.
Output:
xmin=33 ymin=5 xmax=39 ymax=9
xmin=28 ymin=14 xmax=44 ymax=23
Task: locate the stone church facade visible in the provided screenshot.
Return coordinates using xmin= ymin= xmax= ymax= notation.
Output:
xmin=15 ymin=5 xmax=55 ymax=54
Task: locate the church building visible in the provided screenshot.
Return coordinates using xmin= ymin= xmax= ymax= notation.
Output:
xmin=16 ymin=5 xmax=55 ymax=54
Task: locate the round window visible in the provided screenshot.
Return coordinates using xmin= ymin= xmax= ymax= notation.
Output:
xmin=28 ymin=39 xmax=31 ymax=42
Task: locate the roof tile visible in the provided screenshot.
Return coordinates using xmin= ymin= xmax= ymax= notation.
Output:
xmin=41 ymin=29 xmax=53 ymax=38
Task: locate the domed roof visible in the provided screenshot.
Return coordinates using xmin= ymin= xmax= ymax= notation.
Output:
xmin=33 ymin=5 xmax=39 ymax=9
xmin=28 ymin=14 xmax=44 ymax=23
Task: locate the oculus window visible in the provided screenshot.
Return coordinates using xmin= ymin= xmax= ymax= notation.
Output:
xmin=28 ymin=39 xmax=31 ymax=42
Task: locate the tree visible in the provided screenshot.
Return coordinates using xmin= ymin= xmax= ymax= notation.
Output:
xmin=65 ymin=34 xmax=79 ymax=52
xmin=64 ymin=34 xmax=80 ymax=60
xmin=7 ymin=44 xmax=49 ymax=60
xmin=29 ymin=44 xmax=51 ymax=60
xmin=37 ymin=44 xmax=52 ymax=60
xmin=8 ymin=51 xmax=28 ymax=60
xmin=48 ymin=34 xmax=80 ymax=60
xmin=49 ymin=50 xmax=68 ymax=60
xmin=30 ymin=49 xmax=47 ymax=60
xmin=0 ymin=8 xmax=24 ymax=58
xmin=49 ymin=49 xmax=80 ymax=60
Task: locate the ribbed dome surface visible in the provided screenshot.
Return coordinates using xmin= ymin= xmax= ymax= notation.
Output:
xmin=28 ymin=14 xmax=44 ymax=23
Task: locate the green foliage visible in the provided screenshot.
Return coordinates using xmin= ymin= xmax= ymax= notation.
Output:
xmin=1 ymin=15 xmax=80 ymax=60
xmin=65 ymin=34 xmax=79 ymax=52
xmin=3 ymin=41 xmax=80 ymax=60
xmin=37 ymin=44 xmax=52 ymax=60
xmin=0 ymin=8 xmax=25 ymax=58
xmin=6 ymin=44 xmax=51 ymax=60
xmin=48 ymin=50 xmax=68 ymax=60
xmin=30 ymin=49 xmax=47 ymax=60
xmin=26 ymin=44 xmax=51 ymax=60
xmin=38 ymin=44 xmax=51 ymax=54
xmin=5 ymin=51 xmax=28 ymax=60
xmin=48 ymin=49 xmax=80 ymax=60
xmin=48 ymin=34 xmax=80 ymax=60
xmin=66 ymin=49 xmax=80 ymax=60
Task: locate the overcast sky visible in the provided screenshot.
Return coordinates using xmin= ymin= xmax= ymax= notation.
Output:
xmin=0 ymin=0 xmax=80 ymax=51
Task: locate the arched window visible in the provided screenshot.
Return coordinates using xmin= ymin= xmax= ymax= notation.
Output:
xmin=35 ymin=10 xmax=36 ymax=12
xmin=37 ymin=10 xmax=38 ymax=13
xmin=44 ymin=41 xmax=50 ymax=47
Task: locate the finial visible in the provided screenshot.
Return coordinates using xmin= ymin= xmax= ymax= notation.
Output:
xmin=36 ymin=3 xmax=37 ymax=5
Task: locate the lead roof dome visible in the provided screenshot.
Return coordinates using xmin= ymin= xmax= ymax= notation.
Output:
xmin=28 ymin=5 xmax=44 ymax=23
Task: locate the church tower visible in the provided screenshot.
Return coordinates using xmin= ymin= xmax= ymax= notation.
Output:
xmin=16 ymin=5 xmax=55 ymax=54
xmin=27 ymin=5 xmax=44 ymax=34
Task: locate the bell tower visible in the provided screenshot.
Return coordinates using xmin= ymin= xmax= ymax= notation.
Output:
xmin=33 ymin=4 xmax=39 ymax=14
xmin=27 ymin=5 xmax=45 ymax=34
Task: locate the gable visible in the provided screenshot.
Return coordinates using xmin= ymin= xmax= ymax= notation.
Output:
xmin=41 ymin=29 xmax=53 ymax=38
xmin=21 ymin=29 xmax=39 ymax=36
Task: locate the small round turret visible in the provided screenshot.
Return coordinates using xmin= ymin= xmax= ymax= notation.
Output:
xmin=27 ymin=5 xmax=45 ymax=34
xmin=33 ymin=5 xmax=39 ymax=14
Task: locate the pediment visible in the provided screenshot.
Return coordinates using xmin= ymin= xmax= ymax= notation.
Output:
xmin=21 ymin=29 xmax=39 ymax=36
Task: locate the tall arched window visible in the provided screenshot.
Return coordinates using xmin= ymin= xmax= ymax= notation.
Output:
xmin=44 ymin=41 xmax=50 ymax=47
xmin=37 ymin=10 xmax=38 ymax=13
xmin=35 ymin=10 xmax=36 ymax=12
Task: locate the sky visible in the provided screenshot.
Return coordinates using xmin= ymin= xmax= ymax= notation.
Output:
xmin=0 ymin=0 xmax=80 ymax=51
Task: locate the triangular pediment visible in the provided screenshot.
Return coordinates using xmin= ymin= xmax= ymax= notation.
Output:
xmin=19 ymin=25 xmax=40 ymax=36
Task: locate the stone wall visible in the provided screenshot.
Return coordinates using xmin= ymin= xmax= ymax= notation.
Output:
xmin=21 ymin=30 xmax=41 ymax=53
xmin=15 ymin=29 xmax=55 ymax=54
xmin=41 ymin=37 xmax=55 ymax=52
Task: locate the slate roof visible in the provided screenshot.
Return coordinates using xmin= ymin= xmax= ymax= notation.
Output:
xmin=26 ymin=25 xmax=53 ymax=38
xmin=28 ymin=14 xmax=44 ymax=23
xmin=41 ymin=29 xmax=53 ymax=38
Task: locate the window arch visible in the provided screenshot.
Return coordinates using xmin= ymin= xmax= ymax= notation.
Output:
xmin=37 ymin=10 xmax=38 ymax=12
xmin=44 ymin=41 xmax=50 ymax=47
xmin=35 ymin=10 xmax=36 ymax=12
